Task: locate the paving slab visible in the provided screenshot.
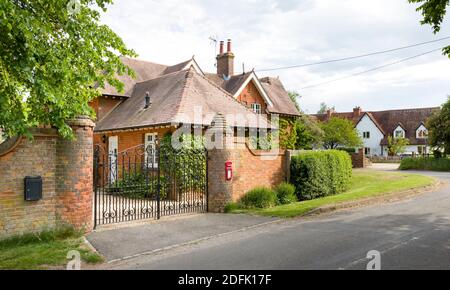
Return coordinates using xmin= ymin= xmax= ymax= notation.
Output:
xmin=87 ymin=213 xmax=278 ymax=261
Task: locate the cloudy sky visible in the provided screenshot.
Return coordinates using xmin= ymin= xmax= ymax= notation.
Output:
xmin=101 ymin=0 xmax=450 ymax=113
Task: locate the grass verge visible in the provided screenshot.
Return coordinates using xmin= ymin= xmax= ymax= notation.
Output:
xmin=0 ymin=227 xmax=103 ymax=270
xmin=229 ymin=170 xmax=436 ymax=218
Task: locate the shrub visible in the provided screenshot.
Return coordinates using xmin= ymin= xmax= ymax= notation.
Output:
xmin=434 ymin=150 xmax=443 ymax=159
xmin=224 ymin=203 xmax=240 ymax=213
xmin=239 ymin=187 xmax=278 ymax=209
xmin=337 ymin=147 xmax=357 ymax=154
xmin=400 ymin=157 xmax=450 ymax=172
xmin=290 ymin=150 xmax=352 ymax=200
xmin=274 ymin=182 xmax=297 ymax=205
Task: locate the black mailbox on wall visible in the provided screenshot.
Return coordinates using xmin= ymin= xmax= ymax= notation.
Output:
xmin=24 ymin=176 xmax=42 ymax=201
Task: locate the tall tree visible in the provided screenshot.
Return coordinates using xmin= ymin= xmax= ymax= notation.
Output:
xmin=321 ymin=117 xmax=363 ymax=149
xmin=409 ymin=0 xmax=450 ymax=58
xmin=294 ymin=115 xmax=324 ymax=150
xmin=317 ymin=102 xmax=335 ymax=114
xmin=427 ymin=97 xmax=450 ymax=156
xmin=0 ymin=0 xmax=136 ymax=139
xmin=288 ymin=91 xmax=302 ymax=113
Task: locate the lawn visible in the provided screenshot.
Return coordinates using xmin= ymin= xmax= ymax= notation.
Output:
xmin=229 ymin=170 xmax=436 ymax=218
xmin=0 ymin=227 xmax=103 ymax=270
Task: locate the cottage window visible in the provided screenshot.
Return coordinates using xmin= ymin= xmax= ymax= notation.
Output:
xmin=145 ymin=133 xmax=158 ymax=168
xmin=251 ymin=103 xmax=262 ymax=114
xmin=364 ymin=147 xmax=371 ymax=155
xmin=363 ymin=132 xmax=370 ymax=139
xmin=394 ymin=130 xmax=405 ymax=139
xmin=417 ymin=129 xmax=428 ymax=139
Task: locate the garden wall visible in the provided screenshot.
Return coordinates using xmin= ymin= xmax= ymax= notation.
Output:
xmin=0 ymin=117 xmax=94 ymax=239
xmin=208 ymin=137 xmax=287 ymax=212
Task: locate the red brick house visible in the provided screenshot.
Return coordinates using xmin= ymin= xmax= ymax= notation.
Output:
xmin=90 ymin=40 xmax=300 ymax=154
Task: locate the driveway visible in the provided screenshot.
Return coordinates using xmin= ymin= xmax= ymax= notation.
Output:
xmin=97 ymin=169 xmax=450 ymax=270
xmin=87 ymin=214 xmax=278 ymax=262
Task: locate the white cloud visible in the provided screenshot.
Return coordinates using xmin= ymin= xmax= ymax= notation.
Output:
xmin=101 ymin=0 xmax=450 ymax=113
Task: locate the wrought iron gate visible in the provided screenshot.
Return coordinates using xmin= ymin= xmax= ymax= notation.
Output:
xmin=93 ymin=144 xmax=208 ymax=228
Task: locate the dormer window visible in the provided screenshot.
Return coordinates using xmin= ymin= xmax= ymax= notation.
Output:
xmin=416 ymin=124 xmax=428 ymax=139
xmin=251 ymin=103 xmax=262 ymax=114
xmin=394 ymin=125 xmax=405 ymax=139
xmin=394 ymin=129 xmax=405 ymax=139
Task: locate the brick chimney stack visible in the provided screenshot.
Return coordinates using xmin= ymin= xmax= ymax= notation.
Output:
xmin=326 ymin=108 xmax=335 ymax=119
xmin=216 ymin=39 xmax=235 ymax=78
xmin=353 ymin=106 xmax=362 ymax=121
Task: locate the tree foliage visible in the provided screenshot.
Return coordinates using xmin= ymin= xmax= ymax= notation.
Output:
xmin=427 ymin=97 xmax=450 ymax=155
xmin=317 ymin=102 xmax=335 ymax=114
xmin=320 ymin=117 xmax=363 ymax=149
xmin=387 ymin=136 xmax=410 ymax=156
xmin=0 ymin=0 xmax=136 ymax=138
xmin=287 ymin=91 xmax=301 ymax=113
xmin=278 ymin=115 xmax=324 ymax=150
xmin=409 ymin=0 xmax=450 ymax=57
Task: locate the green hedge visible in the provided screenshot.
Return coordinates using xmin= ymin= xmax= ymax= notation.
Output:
xmin=290 ymin=150 xmax=352 ymax=200
xmin=239 ymin=187 xmax=278 ymax=209
xmin=274 ymin=182 xmax=297 ymax=205
xmin=400 ymin=157 xmax=450 ymax=172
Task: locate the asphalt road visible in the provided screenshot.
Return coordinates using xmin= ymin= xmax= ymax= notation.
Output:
xmin=105 ymin=170 xmax=450 ymax=270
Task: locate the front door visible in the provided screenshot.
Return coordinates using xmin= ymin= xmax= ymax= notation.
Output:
xmin=108 ymin=136 xmax=118 ymax=184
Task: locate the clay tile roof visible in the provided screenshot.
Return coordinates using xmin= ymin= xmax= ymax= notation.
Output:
xmin=260 ymin=77 xmax=301 ymax=116
xmin=101 ymin=57 xmax=197 ymax=97
xmin=312 ymin=107 xmax=439 ymax=146
xmin=95 ymin=68 xmax=274 ymax=132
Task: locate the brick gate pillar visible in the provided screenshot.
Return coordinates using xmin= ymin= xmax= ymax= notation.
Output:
xmin=207 ymin=115 xmax=234 ymax=213
xmin=56 ymin=116 xmax=95 ymax=232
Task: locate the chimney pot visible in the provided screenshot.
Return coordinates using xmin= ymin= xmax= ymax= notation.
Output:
xmin=219 ymin=41 xmax=224 ymax=54
xmin=227 ymin=39 xmax=232 ymax=53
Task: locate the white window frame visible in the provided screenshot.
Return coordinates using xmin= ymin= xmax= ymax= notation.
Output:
xmin=394 ymin=129 xmax=405 ymax=139
xmin=363 ymin=132 xmax=370 ymax=139
xmin=416 ymin=125 xmax=428 ymax=139
xmin=251 ymin=103 xmax=262 ymax=114
xmin=144 ymin=133 xmax=158 ymax=168
xmin=364 ymin=147 xmax=371 ymax=156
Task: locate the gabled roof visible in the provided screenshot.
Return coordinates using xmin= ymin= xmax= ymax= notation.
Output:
xmin=101 ymin=57 xmax=201 ymax=97
xmin=205 ymin=72 xmax=300 ymax=116
xmin=95 ymin=68 xmax=274 ymax=132
xmin=260 ymin=77 xmax=301 ymax=116
xmin=356 ymin=112 xmax=385 ymax=135
xmin=312 ymin=107 xmax=439 ymax=146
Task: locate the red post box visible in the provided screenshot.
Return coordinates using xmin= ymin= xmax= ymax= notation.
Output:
xmin=225 ymin=161 xmax=233 ymax=181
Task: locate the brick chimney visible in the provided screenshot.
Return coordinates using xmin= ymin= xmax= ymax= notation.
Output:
xmin=353 ymin=106 xmax=362 ymax=121
xmin=326 ymin=108 xmax=335 ymax=119
xmin=216 ymin=39 xmax=235 ymax=78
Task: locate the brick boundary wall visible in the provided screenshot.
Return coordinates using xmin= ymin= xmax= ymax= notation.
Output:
xmin=351 ymin=148 xmax=370 ymax=168
xmin=207 ymin=120 xmax=287 ymax=213
xmin=0 ymin=117 xmax=94 ymax=239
